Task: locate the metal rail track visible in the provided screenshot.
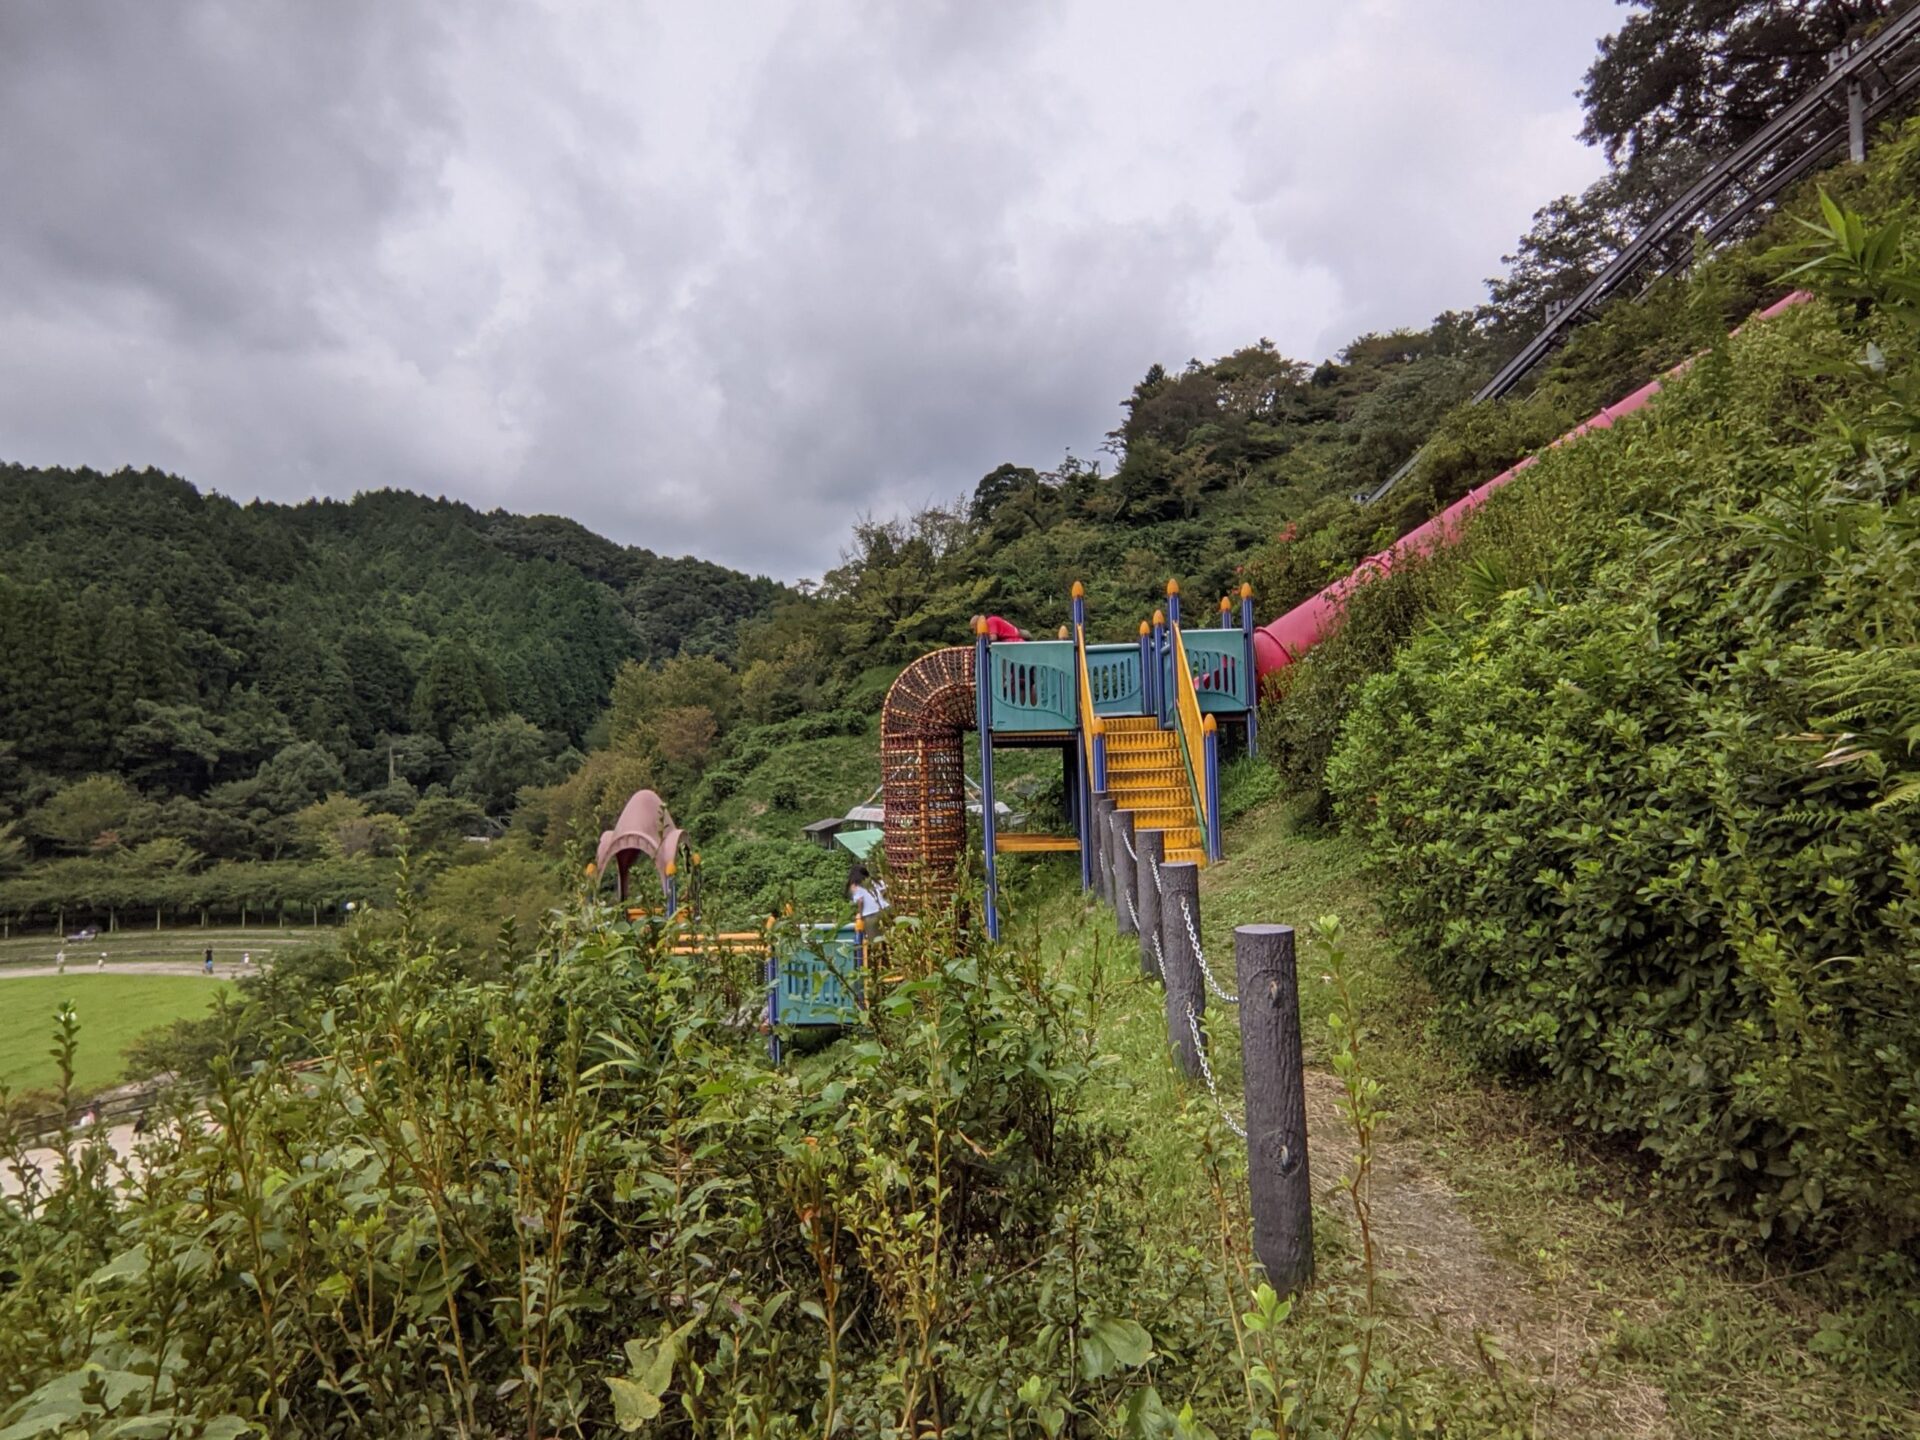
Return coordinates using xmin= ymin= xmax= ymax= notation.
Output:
xmin=1362 ymin=6 xmax=1920 ymax=505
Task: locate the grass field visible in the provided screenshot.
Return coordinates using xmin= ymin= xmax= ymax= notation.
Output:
xmin=0 ymin=974 xmax=222 ymax=1098
xmin=0 ymin=925 xmax=312 ymax=969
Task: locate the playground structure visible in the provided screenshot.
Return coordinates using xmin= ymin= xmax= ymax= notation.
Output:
xmin=879 ymin=582 xmax=1260 ymax=938
xmin=594 ymin=790 xmax=685 ymax=910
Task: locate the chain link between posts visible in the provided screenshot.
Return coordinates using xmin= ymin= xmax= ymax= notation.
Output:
xmin=1186 ymin=1000 xmax=1246 ymax=1139
xmin=1181 ymin=895 xmax=1238 ymax=1004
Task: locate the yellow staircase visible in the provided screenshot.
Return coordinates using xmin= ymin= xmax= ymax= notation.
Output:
xmin=1102 ymin=714 xmax=1206 ymax=865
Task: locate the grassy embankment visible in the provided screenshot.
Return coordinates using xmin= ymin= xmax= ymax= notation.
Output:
xmin=1020 ymin=798 xmax=1920 ymax=1437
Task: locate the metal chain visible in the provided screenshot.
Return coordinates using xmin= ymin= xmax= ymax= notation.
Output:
xmin=1185 ymin=1000 xmax=1246 ymax=1139
xmin=1181 ymin=895 xmax=1238 ymax=1005
xmin=1121 ymin=830 xmax=1138 ymax=864
xmin=1124 ymin=885 xmax=1140 ymax=929
xmin=1149 ymin=929 xmax=1167 ymax=984
xmin=1148 ymin=854 xmax=1164 ymax=897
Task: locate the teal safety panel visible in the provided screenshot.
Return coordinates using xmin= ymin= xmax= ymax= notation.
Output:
xmin=1181 ymin=630 xmax=1253 ymax=714
xmin=988 ymin=640 xmax=1076 ymax=732
xmin=768 ymin=923 xmax=865 ymax=1028
xmin=1085 ymin=643 xmax=1145 ymax=717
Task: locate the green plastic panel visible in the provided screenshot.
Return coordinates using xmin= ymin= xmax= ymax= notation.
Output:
xmin=1180 ymin=630 xmax=1253 ymax=713
xmin=987 ymin=640 xmax=1076 ymax=732
xmin=1085 ymin=643 xmax=1145 ymax=717
xmin=768 ymin=923 xmax=865 ymax=1028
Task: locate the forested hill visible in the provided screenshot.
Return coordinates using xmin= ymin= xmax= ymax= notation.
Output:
xmin=0 ymin=466 xmax=783 ymax=808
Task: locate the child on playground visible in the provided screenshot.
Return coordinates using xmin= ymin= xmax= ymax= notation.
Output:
xmin=972 ymin=614 xmax=1030 ymax=643
xmin=847 ymin=864 xmax=888 ymax=923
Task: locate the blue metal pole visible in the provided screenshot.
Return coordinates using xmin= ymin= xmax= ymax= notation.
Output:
xmin=1152 ymin=609 xmax=1168 ymax=729
xmin=666 ymin=859 xmax=677 ymax=919
xmin=1203 ymin=715 xmax=1222 ymax=861
xmin=1071 ymin=579 xmax=1085 ymax=634
xmin=1138 ymin=621 xmax=1152 ymax=717
xmin=1220 ymin=596 xmax=1233 ymax=628
xmin=974 ymin=618 xmax=1000 ymax=939
xmin=1166 ymin=578 xmax=1181 ymax=630
xmin=1093 ymin=717 xmax=1107 ymax=792
xmin=1241 ymin=583 xmax=1258 ymax=757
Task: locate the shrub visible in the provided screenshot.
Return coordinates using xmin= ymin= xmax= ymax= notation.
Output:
xmin=1328 ymin=253 xmax=1920 ymax=1251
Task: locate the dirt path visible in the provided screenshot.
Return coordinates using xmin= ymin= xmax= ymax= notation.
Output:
xmin=1300 ymin=1068 xmax=1672 ymax=1437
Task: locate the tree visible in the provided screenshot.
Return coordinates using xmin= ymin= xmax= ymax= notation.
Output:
xmin=412 ymin=641 xmax=501 ymax=744
xmin=968 ymin=463 xmax=1044 ymax=526
xmin=251 ymin=743 xmax=348 ymax=819
xmin=31 ymin=775 xmax=141 ymax=854
xmin=453 ymin=715 xmax=562 ymax=817
xmin=1582 ymin=1 xmax=1895 ymax=173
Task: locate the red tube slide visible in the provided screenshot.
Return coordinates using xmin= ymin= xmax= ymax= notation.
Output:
xmin=1252 ymin=291 xmax=1813 ymax=681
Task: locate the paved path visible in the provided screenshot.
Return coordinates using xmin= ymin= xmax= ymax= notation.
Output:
xmin=1 ymin=1123 xmax=144 ymax=1198
xmin=0 ymin=962 xmax=243 ymax=980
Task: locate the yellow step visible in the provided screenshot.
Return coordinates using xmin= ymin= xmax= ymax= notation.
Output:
xmin=995 ymin=833 xmax=1081 ymax=854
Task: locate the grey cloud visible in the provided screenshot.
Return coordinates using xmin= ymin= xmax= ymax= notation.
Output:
xmin=0 ymin=1 xmax=1618 ymax=579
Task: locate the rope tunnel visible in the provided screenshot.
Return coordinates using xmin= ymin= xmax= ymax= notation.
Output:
xmin=880 ymin=645 xmax=976 ymax=908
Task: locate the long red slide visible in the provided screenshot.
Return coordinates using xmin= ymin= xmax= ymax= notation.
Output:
xmin=1251 ymin=292 xmax=1813 ymax=681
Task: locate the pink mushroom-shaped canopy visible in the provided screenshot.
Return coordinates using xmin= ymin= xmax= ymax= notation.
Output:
xmin=594 ymin=790 xmax=683 ymax=900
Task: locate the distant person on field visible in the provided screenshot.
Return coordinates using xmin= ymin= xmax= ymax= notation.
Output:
xmin=242 ymin=950 xmax=251 ymax=968
xmin=55 ymin=948 xmax=65 ymax=973
xmin=204 ymin=948 xmax=214 ymax=975
xmin=96 ymin=952 xmax=105 ymax=971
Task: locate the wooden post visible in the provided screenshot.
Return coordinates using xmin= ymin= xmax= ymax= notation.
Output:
xmin=1159 ymin=861 xmax=1204 ymax=1079
xmin=1092 ymin=792 xmax=1115 ymax=905
xmin=1112 ymin=810 xmax=1138 ymax=936
xmin=1236 ymin=924 xmax=1314 ymax=1295
xmin=1135 ymin=829 xmax=1164 ymax=981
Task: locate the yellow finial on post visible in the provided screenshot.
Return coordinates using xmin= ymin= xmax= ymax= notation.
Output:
xmin=1240 ymin=582 xmax=1253 ymax=600
xmin=1092 ymin=715 xmax=1105 ymax=736
xmin=1058 ymin=625 xmax=1070 ymax=639
xmin=665 ymin=856 xmax=676 ymax=877
xmin=1203 ymin=713 xmax=1217 ymax=734
xmin=973 ymin=615 xmax=989 ymax=635
xmin=583 ymin=861 xmax=596 ymax=878
xmin=1166 ymin=578 xmax=1180 ymax=597
xmin=853 ymin=914 xmax=865 ymax=935
xmin=1152 ymin=608 xmax=1165 ymax=627
xmin=1071 ymin=580 xmax=1085 ymax=599
xmin=1220 ymin=596 xmax=1232 ymax=614
xmin=1139 ymin=620 xmax=1150 ymax=637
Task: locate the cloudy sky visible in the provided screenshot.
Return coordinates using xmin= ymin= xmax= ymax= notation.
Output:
xmin=0 ymin=0 xmax=1620 ymax=581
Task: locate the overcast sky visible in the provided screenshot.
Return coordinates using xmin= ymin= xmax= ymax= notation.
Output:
xmin=0 ymin=0 xmax=1621 ymax=581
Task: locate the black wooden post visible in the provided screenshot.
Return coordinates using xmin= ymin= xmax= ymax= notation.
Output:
xmin=1236 ymin=924 xmax=1313 ymax=1295
xmin=1159 ymin=861 xmax=1204 ymax=1079
xmin=1093 ymin=793 xmax=1116 ymax=905
xmin=1112 ymin=810 xmax=1138 ymax=936
xmin=1135 ymin=829 xmax=1164 ymax=981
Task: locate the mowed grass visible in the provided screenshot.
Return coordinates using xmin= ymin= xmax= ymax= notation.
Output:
xmin=0 ymin=974 xmax=221 ymax=1098
xmin=0 ymin=926 xmax=306 ymax=969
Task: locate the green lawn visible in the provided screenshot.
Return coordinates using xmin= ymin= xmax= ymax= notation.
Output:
xmin=0 ymin=925 xmax=306 ymax=969
xmin=0 ymin=974 xmax=221 ymax=1098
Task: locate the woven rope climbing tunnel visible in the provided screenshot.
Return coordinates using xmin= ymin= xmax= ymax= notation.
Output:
xmin=880 ymin=646 xmax=976 ymax=908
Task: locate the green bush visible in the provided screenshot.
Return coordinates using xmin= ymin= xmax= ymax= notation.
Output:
xmin=1328 ymin=249 xmax=1920 ymax=1251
